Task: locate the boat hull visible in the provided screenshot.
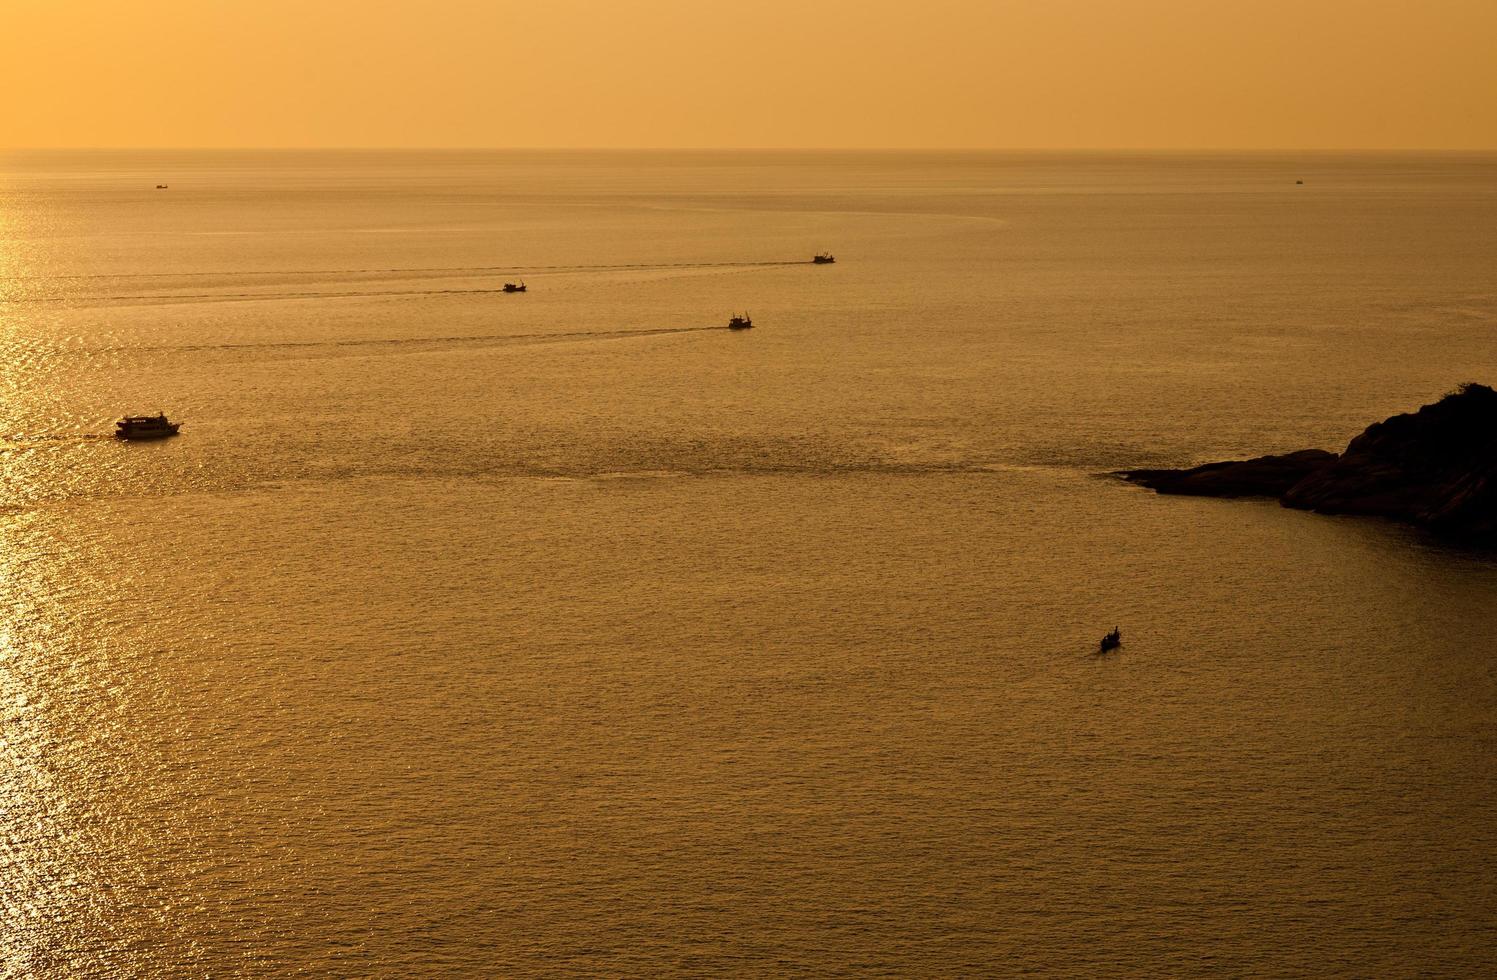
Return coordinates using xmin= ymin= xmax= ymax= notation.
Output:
xmin=116 ymin=425 xmax=180 ymax=440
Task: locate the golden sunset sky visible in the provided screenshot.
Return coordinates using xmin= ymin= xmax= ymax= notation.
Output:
xmin=4 ymin=0 xmax=1494 ymax=149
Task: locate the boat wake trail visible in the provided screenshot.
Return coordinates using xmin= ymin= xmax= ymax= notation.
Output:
xmin=0 ymin=432 xmax=112 ymax=449
xmin=16 ymin=285 xmax=565 ymax=307
xmin=2 ymin=257 xmax=820 ymax=306
xmin=0 ymin=259 xmax=807 ymax=282
xmin=107 ymin=323 xmax=733 ymax=356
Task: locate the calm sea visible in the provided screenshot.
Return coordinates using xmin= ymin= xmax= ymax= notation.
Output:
xmin=2 ymin=150 xmax=1495 ymax=976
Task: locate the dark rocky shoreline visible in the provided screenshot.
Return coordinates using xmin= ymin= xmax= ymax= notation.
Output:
xmin=1119 ymin=383 xmax=1497 ymax=541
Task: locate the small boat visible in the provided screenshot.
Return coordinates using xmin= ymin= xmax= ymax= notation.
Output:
xmin=156 ymin=184 xmax=169 ymax=189
xmin=812 ymin=252 xmax=836 ymax=264
xmin=1295 ymin=180 xmax=1304 ymax=185
xmin=727 ymin=314 xmax=753 ymax=330
xmin=1099 ymin=627 xmax=1122 ymax=653
xmin=116 ymin=413 xmax=181 ymax=440
xmin=502 ymin=282 xmax=527 ymax=293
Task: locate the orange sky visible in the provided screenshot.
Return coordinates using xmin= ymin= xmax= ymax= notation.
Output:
xmin=3 ymin=0 xmax=1494 ymax=149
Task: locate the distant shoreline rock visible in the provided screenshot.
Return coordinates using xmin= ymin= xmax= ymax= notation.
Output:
xmin=1119 ymin=383 xmax=1497 ymax=542
xmin=1120 ymin=449 xmax=1337 ymax=499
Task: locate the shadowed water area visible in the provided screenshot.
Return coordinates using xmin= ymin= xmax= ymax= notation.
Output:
xmin=2 ymin=150 xmax=1496 ymax=975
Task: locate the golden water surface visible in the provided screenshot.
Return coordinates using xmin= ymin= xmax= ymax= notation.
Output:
xmin=2 ymin=151 xmax=1495 ymax=975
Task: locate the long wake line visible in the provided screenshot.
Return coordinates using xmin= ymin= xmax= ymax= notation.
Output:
xmin=17 ymin=285 xmax=567 ymax=305
xmin=49 ymin=323 xmax=733 ymax=356
xmin=0 ymin=259 xmax=810 ymax=284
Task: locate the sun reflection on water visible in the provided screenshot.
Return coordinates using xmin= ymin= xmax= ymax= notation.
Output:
xmin=0 ymin=514 xmax=81 ymax=976
xmin=0 ymin=178 xmax=57 ymax=972
xmin=0 ymin=504 xmax=198 ymax=976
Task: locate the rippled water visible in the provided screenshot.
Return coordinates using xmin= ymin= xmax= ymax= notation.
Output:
xmin=2 ymin=150 xmax=1496 ymax=975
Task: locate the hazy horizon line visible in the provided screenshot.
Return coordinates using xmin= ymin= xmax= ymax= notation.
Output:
xmin=5 ymin=145 xmax=1497 ymax=155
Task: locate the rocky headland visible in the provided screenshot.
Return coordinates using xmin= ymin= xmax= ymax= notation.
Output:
xmin=1119 ymin=383 xmax=1497 ymax=541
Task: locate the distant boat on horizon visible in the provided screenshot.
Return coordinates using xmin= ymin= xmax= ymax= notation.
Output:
xmin=728 ymin=314 xmax=753 ymax=330
xmin=812 ymin=252 xmax=836 ymax=264
xmin=503 ymin=282 xmax=527 ymax=293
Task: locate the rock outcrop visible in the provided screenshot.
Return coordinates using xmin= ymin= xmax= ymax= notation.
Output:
xmin=1119 ymin=384 xmax=1497 ymax=541
xmin=1121 ymin=449 xmax=1336 ymax=498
